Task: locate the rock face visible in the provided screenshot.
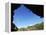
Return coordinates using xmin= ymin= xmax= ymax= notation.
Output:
xmin=11 ymin=4 xmax=44 ymax=31
xmin=11 ymin=4 xmax=20 ymax=31
xmin=24 ymin=4 xmax=44 ymax=17
xmin=11 ymin=23 xmax=18 ymax=31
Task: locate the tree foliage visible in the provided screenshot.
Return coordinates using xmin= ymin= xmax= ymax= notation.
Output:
xmin=18 ymin=22 xmax=44 ymax=31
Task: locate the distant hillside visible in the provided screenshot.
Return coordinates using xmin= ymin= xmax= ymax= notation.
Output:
xmin=18 ymin=22 xmax=44 ymax=31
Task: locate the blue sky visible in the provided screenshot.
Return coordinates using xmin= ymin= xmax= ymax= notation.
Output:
xmin=13 ymin=5 xmax=43 ymax=28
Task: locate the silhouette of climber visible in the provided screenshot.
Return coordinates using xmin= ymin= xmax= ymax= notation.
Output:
xmin=11 ymin=4 xmax=44 ymax=31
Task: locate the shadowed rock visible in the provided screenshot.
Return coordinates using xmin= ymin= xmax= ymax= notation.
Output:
xmin=24 ymin=4 xmax=44 ymax=17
